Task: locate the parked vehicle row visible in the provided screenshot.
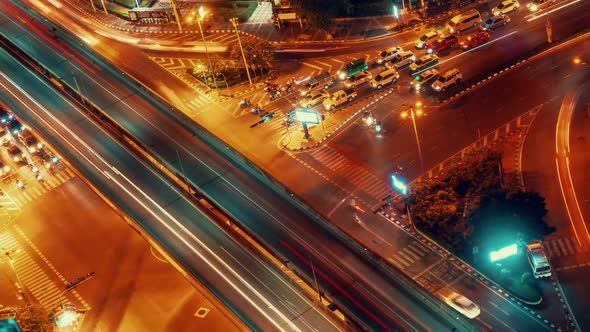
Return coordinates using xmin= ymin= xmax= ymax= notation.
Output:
xmin=0 ymin=106 xmax=60 ymax=178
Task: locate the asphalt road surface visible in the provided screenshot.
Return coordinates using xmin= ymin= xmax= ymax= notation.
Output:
xmin=0 ymin=46 xmax=344 ymax=331
xmin=0 ymin=2 xmax=477 ymax=331
xmin=1 ymin=175 xmax=247 ymax=332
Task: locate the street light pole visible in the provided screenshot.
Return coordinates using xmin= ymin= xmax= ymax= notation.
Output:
xmin=409 ymin=106 xmax=425 ymax=175
xmin=194 ymin=7 xmax=217 ymax=89
xmin=230 ymin=17 xmax=253 ymax=85
xmin=2 ymin=248 xmax=31 ymax=305
xmin=169 ymin=0 xmax=182 ymax=32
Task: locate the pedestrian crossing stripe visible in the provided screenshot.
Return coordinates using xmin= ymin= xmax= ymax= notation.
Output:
xmin=309 ymin=147 xmax=390 ymax=200
xmin=10 ymin=168 xmax=74 ymax=206
xmin=209 ymin=34 xmax=237 ymax=43
xmin=544 ymin=237 xmax=584 ymax=258
xmin=0 ymin=232 xmax=68 ymax=312
xmin=402 ymin=247 xmax=421 ymax=260
xmin=387 ymin=241 xmax=431 ymax=269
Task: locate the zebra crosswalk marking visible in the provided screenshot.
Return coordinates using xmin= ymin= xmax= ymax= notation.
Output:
xmin=544 ymin=237 xmax=584 ymax=258
xmin=564 ymin=238 xmax=575 ymax=253
xmin=387 ymin=257 xmax=406 ymax=269
xmin=390 ymin=256 xmax=410 ymax=267
xmin=386 ymin=241 xmax=434 ymax=271
xmin=403 ymin=247 xmax=421 ymax=260
xmin=397 ymin=249 xmax=415 ymax=264
xmin=309 ymin=146 xmax=391 ymax=199
xmin=0 ymin=232 xmax=68 ymax=312
xmin=10 ymin=169 xmax=74 ymax=206
xmin=408 ymin=243 xmax=427 ymax=256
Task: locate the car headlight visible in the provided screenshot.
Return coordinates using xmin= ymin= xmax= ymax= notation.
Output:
xmin=13 ymin=157 xmax=19 ymax=162
xmin=427 ymin=48 xmax=433 ymax=54
xmin=338 ymin=73 xmax=346 ymax=80
xmin=37 ymin=142 xmax=43 ymax=149
xmin=449 ymin=28 xmax=454 ymax=33
xmin=377 ymin=59 xmax=383 ymax=64
xmin=414 ymin=83 xmax=422 ymax=90
xmin=29 ymin=147 xmax=36 ymax=153
xmin=433 ymin=85 xmax=441 ymax=91
xmin=529 ymin=4 xmax=538 ymax=10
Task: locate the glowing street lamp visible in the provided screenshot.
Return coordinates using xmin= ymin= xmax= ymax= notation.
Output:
xmin=573 ymin=56 xmax=589 ymax=67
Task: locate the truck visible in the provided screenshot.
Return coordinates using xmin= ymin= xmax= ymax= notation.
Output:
xmin=527 ymin=241 xmax=552 ymax=278
xmin=323 ymin=89 xmax=357 ymax=111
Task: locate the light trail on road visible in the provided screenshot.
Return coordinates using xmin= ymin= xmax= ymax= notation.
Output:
xmin=0 ymin=69 xmax=303 ymax=332
xmin=555 ymin=89 xmax=590 ymax=249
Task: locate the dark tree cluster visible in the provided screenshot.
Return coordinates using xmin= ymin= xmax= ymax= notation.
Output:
xmin=408 ymin=148 xmax=553 ymax=253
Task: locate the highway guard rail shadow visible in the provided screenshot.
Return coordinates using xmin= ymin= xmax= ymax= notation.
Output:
xmin=6 ymin=3 xmax=481 ymax=331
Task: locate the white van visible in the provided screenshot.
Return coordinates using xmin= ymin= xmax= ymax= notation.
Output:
xmin=527 ymin=242 xmax=552 ymax=278
xmin=447 ymin=9 xmax=482 ymax=34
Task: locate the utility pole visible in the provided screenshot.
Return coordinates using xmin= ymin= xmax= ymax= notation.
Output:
xmin=230 ymin=17 xmax=253 ymax=85
xmin=169 ymin=0 xmax=182 ymax=32
xmin=194 ymin=6 xmax=217 ymax=89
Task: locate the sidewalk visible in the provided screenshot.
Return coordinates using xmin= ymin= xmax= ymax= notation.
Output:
xmin=66 ymin=0 xmax=494 ymax=43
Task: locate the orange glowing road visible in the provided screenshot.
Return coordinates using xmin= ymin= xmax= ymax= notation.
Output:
xmin=555 ymin=89 xmax=590 ymax=248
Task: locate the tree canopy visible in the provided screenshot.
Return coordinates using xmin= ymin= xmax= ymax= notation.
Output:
xmin=408 ymin=148 xmax=553 ymax=253
xmin=229 ymin=37 xmax=275 ymax=68
xmin=290 ymin=0 xmax=352 ymax=31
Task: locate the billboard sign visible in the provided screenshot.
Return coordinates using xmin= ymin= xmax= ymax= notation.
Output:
xmin=391 ymin=173 xmax=408 ymax=195
xmin=295 ymin=110 xmax=320 ymax=124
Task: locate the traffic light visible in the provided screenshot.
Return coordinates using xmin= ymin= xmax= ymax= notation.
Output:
xmin=375 ymin=120 xmax=382 ymax=132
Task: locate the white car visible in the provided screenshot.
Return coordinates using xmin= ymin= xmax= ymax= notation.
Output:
xmin=444 ymin=292 xmax=481 ymax=319
xmin=493 ymin=0 xmax=520 ymax=15
xmin=370 ymin=69 xmax=399 ymax=88
xmin=414 ymin=31 xmax=441 ymax=49
xmin=299 ymin=89 xmax=330 ymax=108
xmin=376 ymin=46 xmax=404 ymax=65
xmin=431 ymin=68 xmax=462 ymax=91
xmin=386 ymin=51 xmax=416 ymax=69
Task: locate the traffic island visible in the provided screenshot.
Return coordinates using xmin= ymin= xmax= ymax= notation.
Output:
xmin=472 ymin=244 xmax=543 ymax=305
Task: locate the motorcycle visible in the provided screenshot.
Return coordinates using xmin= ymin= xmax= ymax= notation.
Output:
xmin=30 ymin=164 xmax=40 ymax=174
xmin=16 ymin=179 xmax=25 ymax=190
xmin=264 ymin=81 xmax=273 ymax=92
xmin=251 ymin=105 xmax=264 ymax=114
xmin=269 ymin=90 xmax=281 ymax=101
xmin=239 ymin=99 xmax=252 ymax=108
